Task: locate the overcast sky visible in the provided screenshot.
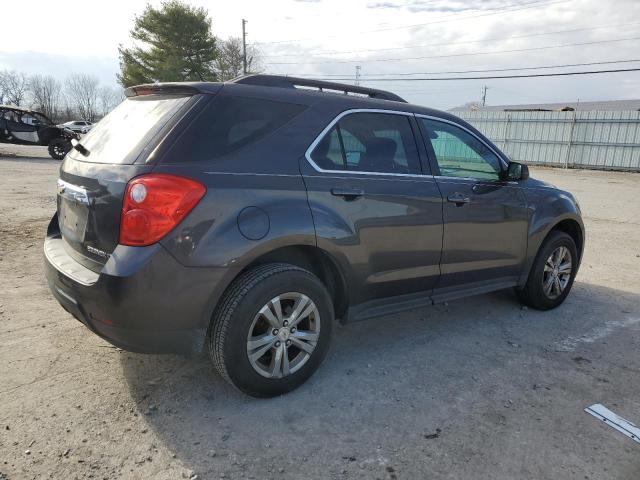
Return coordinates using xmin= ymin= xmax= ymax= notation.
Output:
xmin=1 ymin=0 xmax=639 ymax=110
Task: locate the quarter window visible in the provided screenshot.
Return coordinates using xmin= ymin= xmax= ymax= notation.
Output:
xmin=311 ymin=112 xmax=421 ymax=174
xmin=173 ymin=95 xmax=306 ymax=162
xmin=420 ymin=118 xmax=501 ymax=180
xmin=313 ymin=126 xmax=344 ymax=170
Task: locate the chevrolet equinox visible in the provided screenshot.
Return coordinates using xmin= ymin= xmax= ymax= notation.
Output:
xmin=44 ymin=75 xmax=584 ymax=397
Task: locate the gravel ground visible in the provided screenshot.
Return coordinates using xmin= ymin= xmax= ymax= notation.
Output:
xmin=1 ymin=144 xmax=639 ymax=480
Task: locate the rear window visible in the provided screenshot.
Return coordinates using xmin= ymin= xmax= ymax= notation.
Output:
xmin=68 ymin=95 xmax=191 ymax=164
xmin=170 ymin=95 xmax=306 ymax=162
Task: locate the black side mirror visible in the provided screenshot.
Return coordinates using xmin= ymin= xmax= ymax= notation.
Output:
xmin=503 ymin=161 xmax=529 ymax=181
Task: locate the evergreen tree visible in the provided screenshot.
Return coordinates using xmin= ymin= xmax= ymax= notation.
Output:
xmin=118 ymin=1 xmax=218 ymax=87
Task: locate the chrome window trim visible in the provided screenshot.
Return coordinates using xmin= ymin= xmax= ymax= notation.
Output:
xmin=415 ymin=114 xmax=509 ymax=172
xmin=304 ymin=108 xmax=433 ymax=178
xmin=203 ymin=171 xmax=300 ymax=177
xmin=434 ymin=175 xmax=521 ymax=188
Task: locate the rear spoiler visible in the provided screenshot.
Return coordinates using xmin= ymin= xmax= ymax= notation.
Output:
xmin=124 ymin=83 xmax=222 ymax=97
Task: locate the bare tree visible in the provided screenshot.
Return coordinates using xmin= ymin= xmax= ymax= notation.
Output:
xmin=29 ymin=75 xmax=62 ymax=121
xmin=0 ymin=71 xmax=5 ymax=104
xmin=65 ymin=74 xmax=100 ymax=121
xmin=59 ymin=93 xmax=77 ymax=123
xmin=1 ymin=70 xmax=29 ymax=106
xmin=215 ymin=37 xmax=262 ymax=81
xmin=98 ymin=86 xmax=124 ymax=117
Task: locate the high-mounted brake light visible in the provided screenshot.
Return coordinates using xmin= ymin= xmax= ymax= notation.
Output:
xmin=119 ymin=174 xmax=206 ymax=246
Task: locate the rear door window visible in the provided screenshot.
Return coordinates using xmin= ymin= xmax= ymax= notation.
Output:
xmin=67 ymin=94 xmax=191 ymax=164
xmin=311 ymin=112 xmax=422 ymax=174
xmin=173 ymin=95 xmax=307 ymax=162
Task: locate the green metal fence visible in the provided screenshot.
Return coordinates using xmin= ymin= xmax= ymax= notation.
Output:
xmin=455 ymin=110 xmax=640 ymax=171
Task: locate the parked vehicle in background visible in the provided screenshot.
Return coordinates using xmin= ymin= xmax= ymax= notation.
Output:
xmin=60 ymin=120 xmax=93 ymax=134
xmin=1 ymin=105 xmax=78 ymax=159
xmin=44 ymin=75 xmax=584 ymax=397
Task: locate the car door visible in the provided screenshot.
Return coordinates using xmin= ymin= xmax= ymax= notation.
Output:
xmin=417 ymin=115 xmax=528 ymax=297
xmin=301 ymin=109 xmax=443 ymax=308
xmin=5 ymin=111 xmax=39 ymax=143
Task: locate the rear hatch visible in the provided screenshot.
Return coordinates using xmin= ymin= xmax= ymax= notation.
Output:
xmin=56 ymin=88 xmax=205 ymax=271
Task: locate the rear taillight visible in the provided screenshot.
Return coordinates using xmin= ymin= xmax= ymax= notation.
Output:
xmin=119 ymin=174 xmax=206 ymax=246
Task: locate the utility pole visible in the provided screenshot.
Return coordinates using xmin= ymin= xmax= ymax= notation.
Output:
xmin=242 ymin=19 xmax=248 ymax=75
xmin=355 ymin=65 xmax=361 ymax=86
xmin=481 ymin=85 xmax=488 ymax=107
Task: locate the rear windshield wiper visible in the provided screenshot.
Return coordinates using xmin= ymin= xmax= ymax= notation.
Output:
xmin=71 ymin=138 xmax=91 ymax=157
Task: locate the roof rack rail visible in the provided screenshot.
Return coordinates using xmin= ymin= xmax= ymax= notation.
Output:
xmin=230 ymin=74 xmax=407 ymax=103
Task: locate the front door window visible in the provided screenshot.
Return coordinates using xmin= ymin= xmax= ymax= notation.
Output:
xmin=419 ymin=118 xmax=501 ymax=181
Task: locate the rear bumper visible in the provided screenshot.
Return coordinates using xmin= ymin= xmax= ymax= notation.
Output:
xmin=44 ymin=230 xmax=232 ymax=355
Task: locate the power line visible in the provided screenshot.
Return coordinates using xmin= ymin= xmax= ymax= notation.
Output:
xmin=254 ymin=0 xmax=569 ymax=45
xmin=312 ymin=67 xmax=640 ymax=82
xmin=265 ymin=36 xmax=640 ymax=65
xmin=274 ymin=58 xmax=640 ymax=77
xmin=260 ymin=21 xmax=640 ymax=58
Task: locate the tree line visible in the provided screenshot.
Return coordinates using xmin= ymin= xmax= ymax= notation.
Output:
xmin=0 ymin=71 xmax=123 ymax=124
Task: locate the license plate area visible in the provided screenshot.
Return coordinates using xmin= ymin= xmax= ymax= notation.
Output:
xmin=59 ymin=200 xmax=88 ymax=243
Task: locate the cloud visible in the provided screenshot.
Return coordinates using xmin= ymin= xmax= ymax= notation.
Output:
xmin=367 ymin=1 xmax=475 ymax=12
xmin=367 ymin=0 xmax=537 ymax=13
xmin=2 ymin=0 xmax=640 ymax=110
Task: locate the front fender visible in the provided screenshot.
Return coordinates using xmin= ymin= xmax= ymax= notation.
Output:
xmin=519 ymin=186 xmax=584 ymax=284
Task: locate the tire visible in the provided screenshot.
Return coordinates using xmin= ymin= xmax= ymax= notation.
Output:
xmin=48 ymin=138 xmax=71 ymax=160
xmin=209 ymin=263 xmax=334 ymax=397
xmin=515 ymin=231 xmax=578 ymax=310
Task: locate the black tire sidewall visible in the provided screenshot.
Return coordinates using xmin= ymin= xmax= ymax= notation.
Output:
xmin=48 ymin=138 xmax=70 ymax=160
xmin=221 ymin=269 xmax=333 ymax=397
xmin=526 ymin=231 xmax=578 ymax=309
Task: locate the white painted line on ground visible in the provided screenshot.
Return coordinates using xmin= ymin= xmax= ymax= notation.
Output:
xmin=585 ymin=404 xmax=640 ymax=444
xmin=556 ymin=316 xmax=640 ymax=352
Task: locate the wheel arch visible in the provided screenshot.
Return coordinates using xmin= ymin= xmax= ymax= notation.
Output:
xmin=550 ymin=218 xmax=584 ymax=261
xmin=520 ymin=213 xmax=585 ymax=285
xmin=202 ymin=244 xmax=349 ymax=344
xmin=238 ymin=245 xmax=349 ymax=321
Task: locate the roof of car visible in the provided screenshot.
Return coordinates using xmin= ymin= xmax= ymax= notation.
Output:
xmin=126 ymin=74 xmax=459 ymax=123
xmin=0 ymin=104 xmax=43 ymax=114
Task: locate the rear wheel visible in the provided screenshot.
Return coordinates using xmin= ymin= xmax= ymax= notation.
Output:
xmin=209 ymin=263 xmax=333 ymax=397
xmin=48 ymin=138 xmax=71 ymax=160
xmin=516 ymin=231 xmax=578 ymax=310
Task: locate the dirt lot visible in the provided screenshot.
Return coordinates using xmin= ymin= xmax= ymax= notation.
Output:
xmin=1 ymin=144 xmax=639 ymax=480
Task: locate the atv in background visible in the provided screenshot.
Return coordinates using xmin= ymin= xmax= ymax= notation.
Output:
xmin=0 ymin=105 xmax=79 ymax=159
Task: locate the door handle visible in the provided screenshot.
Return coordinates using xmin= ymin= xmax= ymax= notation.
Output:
xmin=331 ymin=187 xmax=364 ymax=200
xmin=447 ymin=193 xmax=471 ymax=206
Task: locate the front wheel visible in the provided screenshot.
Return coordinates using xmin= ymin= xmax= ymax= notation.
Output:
xmin=209 ymin=263 xmax=334 ymax=397
xmin=516 ymin=231 xmax=578 ymax=310
xmin=48 ymin=138 xmax=71 ymax=160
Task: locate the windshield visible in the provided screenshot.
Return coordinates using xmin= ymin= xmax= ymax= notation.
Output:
xmin=68 ymin=94 xmax=191 ymax=164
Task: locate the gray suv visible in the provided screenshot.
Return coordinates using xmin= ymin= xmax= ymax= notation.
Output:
xmin=44 ymin=75 xmax=584 ymax=397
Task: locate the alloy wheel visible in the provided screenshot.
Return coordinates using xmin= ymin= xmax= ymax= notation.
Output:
xmin=542 ymin=246 xmax=572 ymax=299
xmin=53 ymin=144 xmax=66 ymax=157
xmin=246 ymin=292 xmax=321 ymax=379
